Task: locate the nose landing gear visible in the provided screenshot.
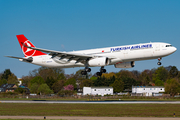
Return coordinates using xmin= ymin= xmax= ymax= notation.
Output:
xmin=157 ymin=58 xmax=162 ymax=65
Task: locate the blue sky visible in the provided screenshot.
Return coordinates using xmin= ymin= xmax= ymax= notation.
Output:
xmin=0 ymin=0 xmax=180 ymax=78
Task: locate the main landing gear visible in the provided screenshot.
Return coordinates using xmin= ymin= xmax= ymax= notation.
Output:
xmin=81 ymin=66 xmax=107 ymax=76
xmin=157 ymin=58 xmax=162 ymax=65
xmin=96 ymin=66 xmax=106 ymax=76
xmin=81 ymin=67 xmax=91 ymax=75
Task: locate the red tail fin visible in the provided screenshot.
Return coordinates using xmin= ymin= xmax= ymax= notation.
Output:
xmin=16 ymin=34 xmax=46 ymax=57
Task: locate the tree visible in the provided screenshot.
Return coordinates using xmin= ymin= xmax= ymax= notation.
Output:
xmin=58 ymin=90 xmax=74 ymax=96
xmin=80 ymin=79 xmax=94 ymax=88
xmin=30 ymin=76 xmax=45 ymax=86
xmin=165 ymin=78 xmax=180 ymax=96
xmin=131 ymin=70 xmax=141 ymax=81
xmin=155 ymin=80 xmax=164 ymax=86
xmin=29 ymin=69 xmax=38 ymax=77
xmin=139 ymin=70 xmax=152 ymax=86
xmin=73 ymin=69 xmax=92 ymax=80
xmin=90 ymin=76 xmax=97 ymax=81
xmin=0 ymin=78 xmax=7 ymax=86
xmin=46 ymin=77 xmax=57 ymax=89
xmin=111 ymin=79 xmax=124 ymax=93
xmin=15 ymin=87 xmax=25 ymax=94
xmin=64 ymin=78 xmax=77 ymax=89
xmin=101 ymin=72 xmax=117 ymax=79
xmin=168 ymin=66 xmax=178 ymax=78
xmin=38 ymin=84 xmax=53 ymax=95
xmin=38 ymin=67 xmax=65 ymax=81
xmin=93 ymin=75 xmax=116 ymax=87
xmin=21 ymin=75 xmax=33 ymax=88
xmin=7 ymin=74 xmax=18 ymax=85
xmin=122 ymin=77 xmax=137 ymax=90
xmin=64 ymin=84 xmax=74 ymax=91
xmin=30 ymin=83 xmax=39 ymax=94
xmin=152 ymin=66 xmax=168 ymax=82
xmin=52 ymin=80 xmax=65 ymax=93
xmin=116 ymin=70 xmax=134 ymax=79
xmin=1 ymin=69 xmax=12 ymax=80
xmin=93 ymin=76 xmax=106 ymax=86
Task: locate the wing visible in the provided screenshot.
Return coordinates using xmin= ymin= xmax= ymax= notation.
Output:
xmin=26 ymin=46 xmax=98 ymax=63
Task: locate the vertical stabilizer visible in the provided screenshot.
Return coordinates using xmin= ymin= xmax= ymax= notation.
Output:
xmin=16 ymin=34 xmax=46 ymax=57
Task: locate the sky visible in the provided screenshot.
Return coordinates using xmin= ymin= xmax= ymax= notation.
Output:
xmin=0 ymin=0 xmax=180 ymax=78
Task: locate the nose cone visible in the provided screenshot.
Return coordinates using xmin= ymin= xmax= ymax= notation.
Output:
xmin=166 ymin=46 xmax=177 ymax=56
xmin=173 ymin=47 xmax=177 ymax=53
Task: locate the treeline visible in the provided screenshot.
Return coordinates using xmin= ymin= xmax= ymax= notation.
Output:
xmin=0 ymin=66 xmax=180 ymax=96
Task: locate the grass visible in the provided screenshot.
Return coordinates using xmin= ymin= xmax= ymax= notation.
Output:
xmin=0 ymin=95 xmax=180 ymax=101
xmin=0 ymin=103 xmax=180 ymax=117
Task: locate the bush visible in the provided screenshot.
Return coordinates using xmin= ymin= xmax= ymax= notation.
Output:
xmin=58 ymin=90 xmax=74 ymax=96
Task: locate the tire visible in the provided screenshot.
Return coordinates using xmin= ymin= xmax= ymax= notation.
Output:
xmin=157 ymin=62 xmax=162 ymax=65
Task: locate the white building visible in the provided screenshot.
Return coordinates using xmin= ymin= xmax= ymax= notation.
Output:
xmin=132 ymin=86 xmax=165 ymax=96
xmin=83 ymin=87 xmax=113 ymax=96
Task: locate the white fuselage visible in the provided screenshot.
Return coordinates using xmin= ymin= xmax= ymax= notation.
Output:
xmin=26 ymin=42 xmax=177 ymax=68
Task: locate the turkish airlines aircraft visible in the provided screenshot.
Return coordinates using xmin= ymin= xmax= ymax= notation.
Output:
xmin=6 ymin=35 xmax=177 ymax=76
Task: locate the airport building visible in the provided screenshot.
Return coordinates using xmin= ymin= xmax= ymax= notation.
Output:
xmin=83 ymin=87 xmax=113 ymax=96
xmin=131 ymin=86 xmax=165 ymax=96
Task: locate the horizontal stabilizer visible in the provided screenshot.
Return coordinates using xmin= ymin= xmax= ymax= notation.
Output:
xmin=5 ymin=56 xmax=33 ymax=62
xmin=5 ymin=56 xmax=25 ymax=59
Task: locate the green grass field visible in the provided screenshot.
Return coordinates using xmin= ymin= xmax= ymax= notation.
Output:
xmin=0 ymin=103 xmax=179 ymax=117
xmin=0 ymin=97 xmax=180 ymax=101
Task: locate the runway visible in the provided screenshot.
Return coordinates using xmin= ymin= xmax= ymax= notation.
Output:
xmin=0 ymin=116 xmax=179 ymax=120
xmin=1 ymin=100 xmax=180 ymax=104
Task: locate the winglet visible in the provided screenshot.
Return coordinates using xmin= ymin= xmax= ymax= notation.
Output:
xmin=16 ymin=34 xmax=47 ymax=57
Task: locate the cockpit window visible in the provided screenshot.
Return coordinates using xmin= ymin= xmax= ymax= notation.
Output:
xmin=166 ymin=45 xmax=173 ymax=47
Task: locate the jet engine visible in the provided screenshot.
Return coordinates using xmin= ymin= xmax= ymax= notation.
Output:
xmin=88 ymin=57 xmax=109 ymax=66
xmin=114 ymin=61 xmax=135 ymax=68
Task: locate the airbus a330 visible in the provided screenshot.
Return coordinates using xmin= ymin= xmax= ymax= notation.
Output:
xmin=6 ymin=35 xmax=177 ymax=76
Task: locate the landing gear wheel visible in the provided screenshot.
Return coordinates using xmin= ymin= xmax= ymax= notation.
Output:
xmin=157 ymin=58 xmax=162 ymax=66
xmin=157 ymin=62 xmax=161 ymax=65
xmin=100 ymin=66 xmax=106 ymax=73
xmin=96 ymin=72 xmax=102 ymax=76
xmin=86 ymin=68 xmax=91 ymax=72
xmin=101 ymin=69 xmax=106 ymax=73
xmin=81 ymin=71 xmax=87 ymax=75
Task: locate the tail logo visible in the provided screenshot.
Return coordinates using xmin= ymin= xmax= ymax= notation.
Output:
xmin=22 ymin=40 xmax=36 ymax=57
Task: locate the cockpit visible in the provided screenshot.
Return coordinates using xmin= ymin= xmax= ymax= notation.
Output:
xmin=166 ymin=45 xmax=173 ymax=47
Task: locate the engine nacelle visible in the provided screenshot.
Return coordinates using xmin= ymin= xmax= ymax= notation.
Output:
xmin=88 ymin=57 xmax=109 ymax=66
xmin=114 ymin=61 xmax=135 ymax=68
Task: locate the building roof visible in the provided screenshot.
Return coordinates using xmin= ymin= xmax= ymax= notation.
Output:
xmin=0 ymin=84 xmax=17 ymax=92
xmin=89 ymin=87 xmax=113 ymax=89
xmin=132 ymin=86 xmax=164 ymax=88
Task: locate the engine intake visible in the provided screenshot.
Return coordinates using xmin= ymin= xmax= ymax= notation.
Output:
xmin=88 ymin=57 xmax=109 ymax=66
xmin=114 ymin=61 xmax=135 ymax=68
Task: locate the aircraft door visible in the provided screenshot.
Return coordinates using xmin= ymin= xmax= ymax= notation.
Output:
xmin=42 ymin=56 xmax=46 ymax=64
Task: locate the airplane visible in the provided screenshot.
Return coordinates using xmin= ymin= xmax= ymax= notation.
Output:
xmin=6 ymin=34 xmax=177 ymax=76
